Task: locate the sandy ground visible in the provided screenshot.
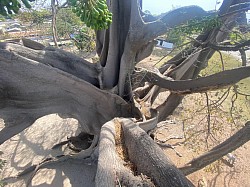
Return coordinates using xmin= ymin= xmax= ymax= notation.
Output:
xmin=139 ymin=50 xmax=250 ymax=187
xmin=155 ymin=119 xmax=250 ymax=187
xmin=0 ymin=114 xmax=96 ymax=187
xmin=1 ymin=114 xmax=249 ymax=187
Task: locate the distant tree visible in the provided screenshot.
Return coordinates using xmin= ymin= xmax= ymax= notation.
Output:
xmin=18 ymin=9 xmax=51 ymax=25
xmin=56 ymin=8 xmax=83 ymax=38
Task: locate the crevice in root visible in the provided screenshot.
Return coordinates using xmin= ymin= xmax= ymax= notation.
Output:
xmin=51 ymin=132 xmax=95 ymax=152
xmin=95 ymin=119 xmax=154 ymax=187
xmin=114 ymin=119 xmax=137 ymax=174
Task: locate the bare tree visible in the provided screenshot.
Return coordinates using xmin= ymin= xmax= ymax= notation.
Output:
xmin=0 ymin=0 xmax=250 ymax=186
xmin=51 ymin=0 xmax=58 ymax=47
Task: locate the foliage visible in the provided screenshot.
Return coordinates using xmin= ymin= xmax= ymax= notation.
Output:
xmin=166 ymin=16 xmax=222 ymax=45
xmin=18 ymin=9 xmax=51 ymax=25
xmin=178 ymin=52 xmax=249 ymax=156
xmin=56 ymin=8 xmax=83 ymax=38
xmin=69 ymin=0 xmax=112 ymax=30
xmin=73 ymin=27 xmax=96 ymax=52
xmin=229 ymin=27 xmax=250 ymax=44
xmin=0 ymin=0 xmax=35 ymax=16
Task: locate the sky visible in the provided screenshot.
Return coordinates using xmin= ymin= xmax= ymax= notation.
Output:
xmin=41 ymin=0 xmax=249 ymax=21
xmin=142 ymin=0 xmax=249 ymax=21
xmin=142 ymin=0 xmax=222 ymax=14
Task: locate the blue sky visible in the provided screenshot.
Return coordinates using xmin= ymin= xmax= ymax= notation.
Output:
xmin=45 ymin=0 xmax=249 ymax=21
xmin=142 ymin=0 xmax=222 ymax=14
xmin=142 ymin=0 xmax=249 ymax=21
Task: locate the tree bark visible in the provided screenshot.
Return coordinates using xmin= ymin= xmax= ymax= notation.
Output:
xmin=121 ymin=119 xmax=194 ymax=187
xmin=95 ymin=119 xmax=154 ymax=187
xmin=1 ymin=0 xmax=250 ymax=185
xmin=0 ymin=42 xmax=101 ymax=86
xmin=51 ymin=0 xmax=58 ymax=47
xmin=0 ymin=45 xmax=131 ymax=144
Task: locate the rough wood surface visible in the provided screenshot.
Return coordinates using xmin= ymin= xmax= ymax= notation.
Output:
xmin=0 ymin=47 xmax=130 ymax=144
xmin=0 ymin=42 xmax=101 ymax=86
xmin=121 ymin=119 xmax=194 ymax=187
xmin=95 ymin=119 xmax=154 ymax=187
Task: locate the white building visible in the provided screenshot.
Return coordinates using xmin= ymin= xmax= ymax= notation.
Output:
xmin=156 ymin=39 xmax=173 ymax=49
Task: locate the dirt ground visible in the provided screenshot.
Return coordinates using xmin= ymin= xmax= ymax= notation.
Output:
xmin=139 ymin=49 xmax=250 ymax=187
xmin=154 ymin=119 xmax=250 ymax=187
xmin=0 ymin=115 xmax=97 ymax=187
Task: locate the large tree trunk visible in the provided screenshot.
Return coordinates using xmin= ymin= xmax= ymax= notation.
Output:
xmin=0 ymin=0 xmax=250 ymax=186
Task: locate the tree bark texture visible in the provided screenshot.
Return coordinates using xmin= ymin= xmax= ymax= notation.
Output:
xmin=95 ymin=119 xmax=154 ymax=187
xmin=0 ymin=43 xmax=131 ymax=144
xmin=121 ymin=119 xmax=194 ymax=187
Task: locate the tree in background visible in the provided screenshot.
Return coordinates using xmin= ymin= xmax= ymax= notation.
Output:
xmin=18 ymin=9 xmax=51 ymax=25
xmin=0 ymin=0 xmax=250 ymax=186
xmin=56 ymin=8 xmax=83 ymax=38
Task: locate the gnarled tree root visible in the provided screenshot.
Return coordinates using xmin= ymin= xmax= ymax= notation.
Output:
xmin=95 ymin=119 xmax=154 ymax=187
xmin=120 ymin=118 xmax=194 ymax=187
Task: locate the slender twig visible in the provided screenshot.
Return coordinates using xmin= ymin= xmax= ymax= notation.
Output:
xmin=230 ymin=86 xmax=238 ymax=125
xmin=205 ymin=92 xmax=211 ymax=138
xmin=217 ymin=50 xmax=225 ymax=71
xmin=153 ymin=41 xmax=192 ymax=67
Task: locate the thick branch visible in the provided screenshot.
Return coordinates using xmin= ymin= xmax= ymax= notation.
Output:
xmin=0 ymin=42 xmax=101 ymax=86
xmin=0 ymin=48 xmax=130 ymax=144
xmin=179 ymin=121 xmax=250 ymax=175
xmin=208 ymin=40 xmax=250 ymax=51
xmin=95 ymin=119 xmax=154 ymax=187
xmin=140 ymin=66 xmax=250 ymax=94
xmin=135 ymin=40 xmax=157 ymax=63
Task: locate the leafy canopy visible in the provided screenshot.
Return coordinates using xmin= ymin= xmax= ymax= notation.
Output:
xmin=0 ymin=0 xmax=113 ymax=30
xmin=0 ymin=0 xmax=35 ymax=16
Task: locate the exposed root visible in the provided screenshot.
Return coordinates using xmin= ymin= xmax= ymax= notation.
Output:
xmin=95 ymin=119 xmax=154 ymax=187
xmin=121 ymin=118 xmax=194 ymax=187
xmin=51 ymin=140 xmax=69 ymax=149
